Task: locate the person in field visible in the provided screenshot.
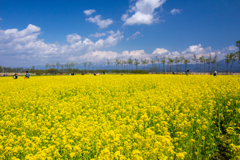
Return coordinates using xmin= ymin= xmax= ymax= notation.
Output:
xmin=213 ymin=71 xmax=217 ymax=76
xmin=25 ymin=71 xmax=30 ymax=78
xmin=13 ymin=74 xmax=18 ymax=79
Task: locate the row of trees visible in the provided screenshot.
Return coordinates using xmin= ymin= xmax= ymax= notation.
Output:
xmin=110 ymin=41 xmax=240 ymax=74
xmin=1 ymin=41 xmax=239 ymax=75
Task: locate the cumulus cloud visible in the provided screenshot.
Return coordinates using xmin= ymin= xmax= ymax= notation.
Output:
xmin=170 ymin=8 xmax=181 ymax=15
xmin=83 ymin=9 xmax=96 ymax=16
xmin=66 ymin=33 xmax=81 ymax=44
xmin=152 ymin=48 xmax=171 ymax=56
xmin=180 ymin=44 xmax=231 ymax=62
xmin=227 ymin=45 xmax=238 ymax=51
xmin=0 ymin=24 xmax=124 ymax=66
xmin=80 ymin=50 xmax=152 ymax=65
xmin=181 ymin=44 xmax=213 ymax=59
xmin=89 ymin=32 xmax=106 ymax=38
xmin=0 ymin=25 xmax=235 ymax=67
xmin=122 ymin=0 xmax=166 ymax=26
xmin=126 ymin=31 xmax=141 ymax=41
xmin=73 ymin=44 xmax=237 ymax=65
xmin=86 ymin=15 xmax=113 ymax=29
xmin=0 ymin=17 xmax=2 ymax=20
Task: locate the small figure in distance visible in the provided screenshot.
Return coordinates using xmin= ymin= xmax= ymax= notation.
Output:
xmin=25 ymin=71 xmax=30 ymax=79
xmin=233 ymin=72 xmax=235 ymax=76
xmin=213 ymin=71 xmax=217 ymax=76
xmin=60 ymin=73 xmax=62 ymax=76
xmin=172 ymin=72 xmax=175 ymax=75
xmin=82 ymin=73 xmax=85 ymax=75
xmin=103 ymin=72 xmax=105 ymax=74
xmin=13 ymin=74 xmax=18 ymax=79
xmin=185 ymin=70 xmax=189 ymax=75
xmin=94 ymin=72 xmax=96 ymax=76
xmin=71 ymin=72 xmax=74 ymax=76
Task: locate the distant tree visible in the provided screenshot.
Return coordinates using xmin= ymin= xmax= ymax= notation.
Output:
xmin=88 ymin=61 xmax=92 ymax=71
xmin=107 ymin=59 xmax=110 ymax=71
xmin=230 ymin=52 xmax=237 ymax=74
xmin=115 ymin=58 xmax=120 ymax=70
xmin=61 ymin=64 xmax=64 ymax=72
xmin=155 ymin=55 xmax=160 ymax=73
xmin=184 ymin=58 xmax=190 ymax=71
xmin=45 ymin=63 xmax=50 ymax=70
xmin=237 ymin=51 xmax=240 ymax=69
xmin=161 ymin=56 xmax=166 ymax=73
xmin=141 ymin=59 xmax=148 ymax=71
xmin=168 ymin=57 xmax=174 ymax=72
xmin=64 ymin=64 xmax=68 ymax=72
xmin=141 ymin=59 xmax=145 ymax=70
xmin=134 ymin=58 xmax=140 ymax=70
xmin=206 ymin=54 xmax=212 ymax=73
xmin=180 ymin=55 xmax=184 ymax=73
xmin=0 ymin=65 xmax=2 ymax=72
xmin=82 ymin=62 xmax=87 ymax=71
xmin=51 ymin=63 xmax=55 ymax=69
xmin=121 ymin=60 xmax=124 ymax=70
xmin=199 ymin=55 xmax=205 ymax=74
xmin=128 ymin=58 xmax=133 ymax=70
xmin=150 ymin=59 xmax=155 ymax=72
xmin=225 ymin=54 xmax=231 ymax=74
xmin=56 ymin=62 xmax=60 ymax=70
xmin=211 ymin=54 xmax=218 ymax=73
xmin=32 ymin=65 xmax=35 ymax=73
xmin=76 ymin=62 xmax=79 ymax=71
xmin=167 ymin=61 xmax=170 ymax=72
xmin=3 ymin=67 xmax=6 ymax=76
xmin=123 ymin=60 xmax=127 ymax=72
xmin=236 ymin=40 xmax=240 ymax=51
xmin=72 ymin=62 xmax=77 ymax=70
xmin=174 ymin=57 xmax=180 ymax=72
xmin=192 ymin=54 xmax=199 ymax=72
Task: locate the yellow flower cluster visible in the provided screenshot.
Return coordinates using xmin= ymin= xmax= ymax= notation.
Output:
xmin=0 ymin=75 xmax=239 ymax=159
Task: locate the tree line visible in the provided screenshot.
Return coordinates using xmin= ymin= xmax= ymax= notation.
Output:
xmin=1 ymin=41 xmax=239 ymax=75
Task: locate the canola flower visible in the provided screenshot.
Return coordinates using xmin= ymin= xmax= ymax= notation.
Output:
xmin=0 ymin=75 xmax=239 ymax=159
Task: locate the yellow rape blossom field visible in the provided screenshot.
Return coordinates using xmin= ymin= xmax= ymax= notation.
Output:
xmin=0 ymin=75 xmax=240 ymax=160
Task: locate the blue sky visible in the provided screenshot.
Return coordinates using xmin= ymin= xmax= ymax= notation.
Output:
xmin=0 ymin=0 xmax=239 ymax=67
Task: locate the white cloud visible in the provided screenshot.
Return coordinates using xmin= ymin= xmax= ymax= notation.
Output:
xmin=86 ymin=15 xmax=113 ymax=29
xmin=66 ymin=33 xmax=81 ymax=44
xmin=126 ymin=31 xmax=141 ymax=41
xmin=0 ymin=17 xmax=2 ymax=20
xmin=181 ymin=44 xmax=212 ymax=56
xmin=89 ymin=32 xmax=106 ymax=38
xmin=83 ymin=9 xmax=96 ymax=16
xmin=122 ymin=0 xmax=166 ymax=26
xmin=0 ymin=25 xmax=235 ymax=67
xmin=227 ymin=45 xmax=238 ymax=51
xmin=71 ymin=44 xmax=237 ymax=65
xmin=152 ymin=48 xmax=170 ymax=56
xmin=180 ymin=44 xmax=230 ymax=62
xmin=0 ymin=24 xmax=123 ymax=66
xmin=81 ymin=50 xmax=152 ymax=65
xmin=170 ymin=8 xmax=181 ymax=15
